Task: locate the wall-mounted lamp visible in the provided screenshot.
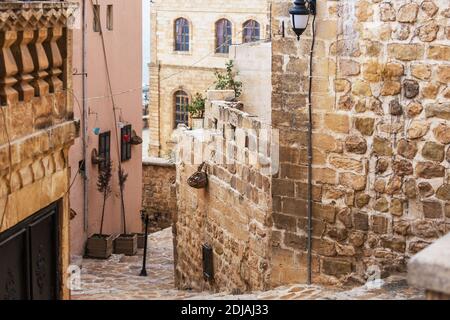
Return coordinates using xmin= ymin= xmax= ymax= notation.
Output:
xmin=289 ymin=0 xmax=316 ymax=40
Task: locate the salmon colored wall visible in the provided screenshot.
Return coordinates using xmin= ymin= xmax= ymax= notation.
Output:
xmin=70 ymin=0 xmax=143 ymax=256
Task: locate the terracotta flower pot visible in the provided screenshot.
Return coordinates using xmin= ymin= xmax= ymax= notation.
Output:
xmin=86 ymin=234 xmax=114 ymax=259
xmin=114 ymin=233 xmax=138 ymax=256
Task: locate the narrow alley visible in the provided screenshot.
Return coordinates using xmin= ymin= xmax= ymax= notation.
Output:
xmin=71 ymin=228 xmax=424 ymax=300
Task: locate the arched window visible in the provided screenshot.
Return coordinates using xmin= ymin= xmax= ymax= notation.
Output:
xmin=175 ymin=18 xmax=189 ymax=51
xmin=174 ymin=90 xmax=189 ymax=127
xmin=215 ymin=19 xmax=232 ymax=54
xmin=243 ymin=20 xmax=260 ymax=43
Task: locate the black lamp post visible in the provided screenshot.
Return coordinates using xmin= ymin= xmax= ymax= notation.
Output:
xmin=289 ymin=0 xmax=316 ymax=40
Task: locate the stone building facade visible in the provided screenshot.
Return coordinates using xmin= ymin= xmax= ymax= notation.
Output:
xmin=174 ymin=0 xmax=450 ymax=292
xmin=271 ymin=0 xmax=449 ymax=285
xmin=175 ymin=90 xmax=275 ymax=292
xmin=148 ymin=0 xmax=269 ymax=158
xmin=69 ymin=0 xmax=143 ymax=256
xmin=142 ymin=159 xmax=177 ymax=233
xmin=0 ymin=1 xmax=78 ymax=299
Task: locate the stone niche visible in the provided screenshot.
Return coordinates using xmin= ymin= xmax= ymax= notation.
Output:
xmin=0 ymin=1 xmax=78 ymax=300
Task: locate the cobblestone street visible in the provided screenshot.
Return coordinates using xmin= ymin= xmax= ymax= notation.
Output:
xmin=71 ymin=228 xmax=425 ymax=300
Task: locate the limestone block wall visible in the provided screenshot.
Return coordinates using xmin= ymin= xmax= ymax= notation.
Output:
xmin=148 ymin=0 xmax=270 ymax=158
xmin=0 ymin=1 xmax=78 ymax=299
xmin=271 ymin=0 xmax=450 ymax=285
xmin=174 ymin=92 xmax=274 ymax=292
xmin=142 ymin=159 xmax=177 ymax=233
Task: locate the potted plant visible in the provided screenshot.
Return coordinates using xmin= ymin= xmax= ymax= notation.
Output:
xmin=113 ymin=167 xmax=138 ymax=256
xmin=188 ymin=92 xmax=206 ymax=129
xmin=86 ymin=160 xmax=114 ymax=259
xmin=214 ymin=60 xmax=243 ymax=99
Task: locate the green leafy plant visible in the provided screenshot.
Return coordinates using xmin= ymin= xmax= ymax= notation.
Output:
xmin=97 ymin=160 xmax=112 ymax=235
xmin=188 ymin=93 xmax=206 ymax=118
xmin=214 ymin=60 xmax=242 ymax=98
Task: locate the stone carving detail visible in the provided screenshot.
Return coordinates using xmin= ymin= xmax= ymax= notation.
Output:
xmin=12 ymin=30 xmax=35 ymax=102
xmin=0 ymin=30 xmax=18 ymax=105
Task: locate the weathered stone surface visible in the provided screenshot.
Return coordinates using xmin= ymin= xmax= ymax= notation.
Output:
xmin=329 ymin=155 xmax=363 ymax=172
xmin=417 ymin=22 xmax=439 ymax=42
xmin=422 ymin=142 xmax=445 ymax=162
xmin=382 ymin=237 xmax=406 ymax=253
xmin=380 ymin=2 xmax=396 ymax=21
xmin=422 ymin=201 xmax=443 ymax=219
xmin=427 ymin=45 xmax=450 ymax=61
xmin=355 ymin=193 xmax=370 ymax=208
xmin=376 ymin=158 xmax=390 ymax=174
xmin=390 ymin=199 xmax=404 ymax=217
xmin=406 ymin=102 xmax=423 ymax=118
xmin=352 ymin=80 xmax=372 ymax=96
xmin=397 ymin=139 xmax=418 ymax=159
xmin=363 ymin=61 xmax=382 ymax=82
xmin=425 ymin=103 xmax=450 ymax=120
xmin=421 ymin=1 xmax=438 ymax=17
xmin=418 ymin=182 xmax=435 ymax=198
xmin=339 ymin=173 xmax=367 ymax=191
xmin=373 ymin=137 xmax=393 ymax=156
xmin=403 ymin=79 xmax=420 ymax=99
xmin=393 ymin=159 xmax=413 ymax=176
xmin=389 ymin=100 xmax=403 ymax=116
xmin=324 ymin=113 xmax=350 ymax=133
xmin=381 ymin=81 xmax=401 ymax=96
xmin=411 ymin=64 xmax=432 ymax=80
xmin=433 ymin=124 xmax=450 ymax=144
xmin=354 ymin=117 xmax=375 ymax=136
xmin=321 ymin=259 xmax=352 ymax=277
xmin=374 ymin=197 xmax=389 ymax=212
xmin=385 ymin=176 xmax=403 ymax=195
xmin=404 ymin=179 xmax=417 ymax=199
xmin=416 ymin=162 xmax=445 ymax=179
xmin=345 ymin=135 xmax=367 ymax=154
xmin=339 ymin=59 xmax=360 ymax=76
xmin=371 ymin=215 xmax=389 ymax=234
xmin=383 ymin=62 xmax=404 ymax=79
xmin=422 ymin=83 xmax=440 ymax=99
xmin=388 ymin=44 xmax=424 ymax=61
xmin=407 ymin=122 xmax=429 ymax=139
xmin=337 ymin=207 xmax=353 ymax=228
xmin=397 ymin=3 xmax=419 ymax=23
xmin=374 ymin=178 xmax=386 ymax=193
xmin=436 ymin=184 xmax=450 ymax=201
xmin=437 ymin=66 xmax=450 ymax=84
xmin=353 ymin=211 xmax=369 ymax=231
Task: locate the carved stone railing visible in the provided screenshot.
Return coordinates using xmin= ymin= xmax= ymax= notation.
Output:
xmin=0 ymin=1 xmax=77 ymax=106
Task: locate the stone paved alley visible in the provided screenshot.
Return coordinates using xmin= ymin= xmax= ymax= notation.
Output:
xmin=71 ymin=228 xmax=425 ymax=300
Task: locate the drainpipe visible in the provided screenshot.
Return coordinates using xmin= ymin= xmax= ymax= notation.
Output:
xmin=82 ymin=0 xmax=89 ymax=232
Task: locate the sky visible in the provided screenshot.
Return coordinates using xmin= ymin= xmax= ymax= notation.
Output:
xmin=142 ymin=0 xmax=151 ymax=86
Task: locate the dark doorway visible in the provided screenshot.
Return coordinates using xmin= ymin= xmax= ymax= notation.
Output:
xmin=0 ymin=202 xmax=60 ymax=300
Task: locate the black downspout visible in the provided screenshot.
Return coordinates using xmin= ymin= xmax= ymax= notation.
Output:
xmin=307 ymin=12 xmax=317 ymax=286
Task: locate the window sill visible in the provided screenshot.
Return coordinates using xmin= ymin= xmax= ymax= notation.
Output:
xmin=172 ymin=50 xmax=192 ymax=55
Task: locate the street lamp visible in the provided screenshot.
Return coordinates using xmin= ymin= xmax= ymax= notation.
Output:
xmin=289 ymin=0 xmax=316 ymax=40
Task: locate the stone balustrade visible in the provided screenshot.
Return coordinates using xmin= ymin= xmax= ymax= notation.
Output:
xmin=0 ymin=2 xmax=76 ymax=106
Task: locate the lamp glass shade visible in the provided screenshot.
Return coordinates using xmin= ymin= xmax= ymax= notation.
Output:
xmin=292 ymin=14 xmax=309 ymax=30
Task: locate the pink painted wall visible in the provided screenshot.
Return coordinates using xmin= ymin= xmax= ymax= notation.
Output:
xmin=70 ymin=0 xmax=143 ymax=256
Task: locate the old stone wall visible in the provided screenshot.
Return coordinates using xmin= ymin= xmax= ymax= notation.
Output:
xmin=174 ymin=91 xmax=274 ymax=292
xmin=271 ymin=0 xmax=450 ymax=285
xmin=142 ymin=159 xmax=177 ymax=232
